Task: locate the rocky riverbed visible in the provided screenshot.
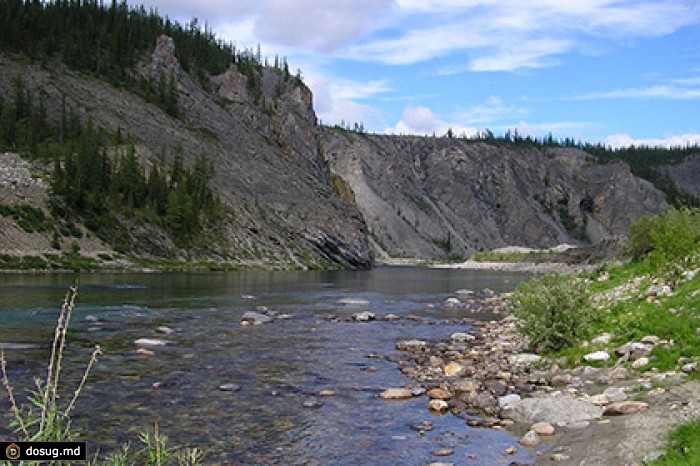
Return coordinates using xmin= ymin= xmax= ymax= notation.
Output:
xmin=377 ymin=292 xmax=700 ymax=465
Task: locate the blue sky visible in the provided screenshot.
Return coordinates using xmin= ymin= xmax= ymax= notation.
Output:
xmin=141 ymin=0 xmax=700 ymax=147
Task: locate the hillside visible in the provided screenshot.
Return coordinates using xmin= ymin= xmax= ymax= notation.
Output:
xmin=0 ymin=38 xmax=372 ymax=269
xmin=0 ymin=1 xmax=698 ymax=269
xmin=321 ymin=129 xmax=668 ymax=259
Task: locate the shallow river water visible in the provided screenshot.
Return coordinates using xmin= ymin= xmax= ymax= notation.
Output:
xmin=0 ymin=267 xmax=535 ymax=465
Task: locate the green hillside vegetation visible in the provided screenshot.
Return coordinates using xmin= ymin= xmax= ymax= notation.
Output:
xmin=510 ymin=208 xmax=700 ymax=462
xmin=510 ymin=207 xmax=700 ymax=364
xmin=0 ymin=76 xmax=222 ymax=251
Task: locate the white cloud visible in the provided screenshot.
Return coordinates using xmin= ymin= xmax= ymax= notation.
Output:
xmin=304 ymin=72 xmax=389 ymax=130
xmin=140 ymin=0 xmax=393 ymax=53
xmin=577 ymin=84 xmax=700 ymax=100
xmin=468 ymin=38 xmax=572 ymax=72
xmin=139 ymin=1 xmax=700 ymax=73
xmin=603 ymin=133 xmax=700 ymax=148
xmin=509 ymin=121 xmax=591 ymax=140
xmin=385 ymin=106 xmax=480 ymax=137
xmin=455 ymin=97 xmax=527 ymax=125
xmin=256 ymin=0 xmax=393 ymax=52
xmin=349 ymin=0 xmax=700 ymax=71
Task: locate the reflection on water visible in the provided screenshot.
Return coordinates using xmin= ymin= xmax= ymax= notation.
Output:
xmin=0 ymin=267 xmax=533 ymax=464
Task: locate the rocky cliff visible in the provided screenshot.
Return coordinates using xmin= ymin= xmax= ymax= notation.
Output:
xmin=321 ymin=130 xmax=668 ymax=259
xmin=0 ymin=36 xmax=372 ymax=268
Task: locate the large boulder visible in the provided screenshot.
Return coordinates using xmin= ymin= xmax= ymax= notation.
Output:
xmin=504 ymin=396 xmax=604 ymax=425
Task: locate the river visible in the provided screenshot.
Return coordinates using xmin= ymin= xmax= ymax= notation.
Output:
xmin=0 ymin=267 xmax=534 ymax=465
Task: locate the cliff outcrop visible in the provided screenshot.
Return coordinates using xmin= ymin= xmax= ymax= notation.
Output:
xmin=0 ymin=37 xmax=372 ymax=268
xmin=321 ymin=130 xmax=668 ymax=259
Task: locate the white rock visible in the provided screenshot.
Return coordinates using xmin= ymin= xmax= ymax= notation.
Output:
xmin=505 ymin=396 xmax=604 ymax=425
xmin=586 ymin=394 xmax=610 ymax=406
xmin=380 ymin=388 xmax=414 ymax=400
xmin=352 ymin=311 xmax=376 ymax=322
xmin=632 ymin=357 xmax=650 ymax=369
xmin=443 ymin=362 xmax=465 ymax=376
xmin=603 ymin=387 xmax=628 ymax=403
xmin=583 ymin=351 xmax=610 ymax=362
xmin=531 ymin=422 xmax=555 ymax=436
xmin=444 ymin=297 xmax=461 ymax=306
xmin=682 ymin=362 xmax=698 ymax=373
xmin=519 ymin=430 xmax=541 ymax=447
xmin=498 ymin=394 xmax=522 ymax=408
xmin=451 ymin=332 xmax=475 ymax=342
xmin=429 ymin=399 xmax=449 ymax=413
xmin=396 ymin=340 xmax=427 ymax=351
xmin=641 ymin=335 xmax=661 ymax=345
xmin=510 ymin=353 xmax=543 ymax=365
xmin=591 ymin=333 xmax=613 ymax=345
xmin=134 ymin=338 xmax=169 ymax=347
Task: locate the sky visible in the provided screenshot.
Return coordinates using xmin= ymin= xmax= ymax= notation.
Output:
xmin=138 ymin=0 xmax=700 ymax=147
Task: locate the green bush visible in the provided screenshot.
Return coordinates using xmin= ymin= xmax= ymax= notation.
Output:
xmin=509 ymin=274 xmax=593 ymax=352
xmin=627 ymin=208 xmax=700 ymax=265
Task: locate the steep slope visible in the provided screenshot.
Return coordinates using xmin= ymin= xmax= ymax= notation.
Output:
xmin=665 ymin=154 xmax=700 ymax=199
xmin=0 ymin=37 xmax=373 ymax=268
xmin=321 ymin=129 xmax=668 ymax=259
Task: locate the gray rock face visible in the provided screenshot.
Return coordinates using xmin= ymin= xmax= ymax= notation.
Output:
xmin=504 ymin=396 xmax=604 ymax=425
xmin=322 ymin=132 xmax=668 ymax=258
xmin=664 ymin=155 xmax=700 ymax=198
xmin=0 ymin=40 xmax=373 ymax=269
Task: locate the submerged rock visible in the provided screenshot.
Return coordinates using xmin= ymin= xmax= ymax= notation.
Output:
xmin=396 ymin=339 xmax=427 ymax=351
xmin=219 ymin=383 xmax=241 ymax=392
xmin=134 ymin=338 xmax=170 ymax=347
xmin=352 ymin=311 xmax=376 ymax=322
xmin=531 ymin=422 xmax=556 ymax=436
xmin=303 ymin=398 xmax=324 ymax=409
xmin=429 ymin=399 xmax=449 ymax=413
xmin=380 ymin=388 xmax=414 ymax=400
xmin=519 ymin=430 xmax=541 ymax=447
xmin=240 ymin=311 xmax=273 ymax=326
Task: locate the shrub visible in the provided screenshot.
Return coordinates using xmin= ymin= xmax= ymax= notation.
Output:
xmin=509 ymin=274 xmax=593 ymax=352
xmin=627 ymin=207 xmax=700 ymax=266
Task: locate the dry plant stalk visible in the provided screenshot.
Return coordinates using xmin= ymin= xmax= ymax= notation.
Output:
xmin=64 ymin=344 xmax=102 ymax=419
xmin=41 ymin=286 xmax=77 ymax=431
xmin=0 ymin=350 xmax=29 ymax=438
xmin=1 ymin=285 xmax=102 ymax=441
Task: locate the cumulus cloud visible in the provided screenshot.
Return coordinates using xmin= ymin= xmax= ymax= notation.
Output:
xmin=304 ymin=72 xmax=388 ymax=129
xmin=603 ymin=133 xmax=700 ymax=148
xmin=256 ymin=0 xmax=393 ymax=52
xmin=140 ymin=0 xmax=393 ymax=52
xmin=385 ymin=106 xmax=480 ymax=137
